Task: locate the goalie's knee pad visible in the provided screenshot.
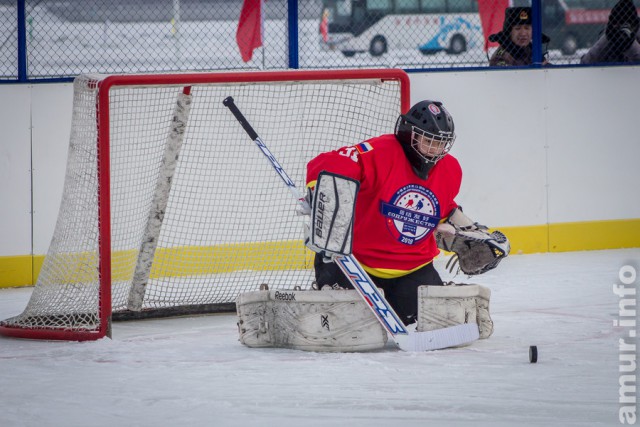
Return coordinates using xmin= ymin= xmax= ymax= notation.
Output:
xmin=417 ymin=283 xmax=493 ymax=339
xmin=236 ymin=288 xmax=388 ymax=352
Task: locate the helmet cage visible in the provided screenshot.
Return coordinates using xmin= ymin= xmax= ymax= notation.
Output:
xmin=410 ymin=125 xmax=456 ymax=165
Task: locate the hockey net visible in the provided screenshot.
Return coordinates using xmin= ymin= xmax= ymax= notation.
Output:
xmin=0 ymin=69 xmax=409 ymax=341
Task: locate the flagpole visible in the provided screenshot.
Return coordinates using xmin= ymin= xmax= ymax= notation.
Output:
xmin=261 ymin=0 xmax=265 ymax=70
xmin=172 ymin=0 xmax=181 ymax=69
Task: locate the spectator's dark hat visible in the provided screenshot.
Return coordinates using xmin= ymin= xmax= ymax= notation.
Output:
xmin=608 ymin=0 xmax=639 ymax=27
xmin=489 ymin=7 xmax=551 ymax=44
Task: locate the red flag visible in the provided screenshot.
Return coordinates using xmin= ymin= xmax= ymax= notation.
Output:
xmin=236 ymin=0 xmax=263 ymax=62
xmin=477 ymin=0 xmax=509 ymax=51
xmin=320 ymin=8 xmax=329 ymax=43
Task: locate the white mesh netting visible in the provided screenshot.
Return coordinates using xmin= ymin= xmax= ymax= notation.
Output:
xmin=0 ymin=70 xmax=406 ymax=338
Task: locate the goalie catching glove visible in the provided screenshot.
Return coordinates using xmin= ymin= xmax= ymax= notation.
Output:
xmin=435 ymin=207 xmax=510 ymax=275
xmin=304 ymin=171 xmax=359 ymax=258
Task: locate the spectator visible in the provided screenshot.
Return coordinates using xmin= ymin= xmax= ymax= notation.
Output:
xmin=581 ymin=0 xmax=640 ymax=64
xmin=488 ymin=7 xmax=550 ymax=66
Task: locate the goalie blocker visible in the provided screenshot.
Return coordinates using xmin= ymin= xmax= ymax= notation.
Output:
xmin=305 ymin=171 xmax=359 ymax=258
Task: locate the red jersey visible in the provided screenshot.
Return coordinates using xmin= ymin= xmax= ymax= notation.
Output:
xmin=306 ymin=134 xmax=461 ymax=278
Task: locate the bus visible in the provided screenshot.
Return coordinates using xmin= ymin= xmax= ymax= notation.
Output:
xmin=319 ymin=0 xmax=484 ymax=57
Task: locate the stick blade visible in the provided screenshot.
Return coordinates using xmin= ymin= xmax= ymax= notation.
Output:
xmin=395 ymin=323 xmax=480 ymax=352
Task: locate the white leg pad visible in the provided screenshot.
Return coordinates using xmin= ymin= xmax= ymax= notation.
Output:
xmin=236 ymin=289 xmax=388 ymax=352
xmin=417 ymin=284 xmax=493 ymax=339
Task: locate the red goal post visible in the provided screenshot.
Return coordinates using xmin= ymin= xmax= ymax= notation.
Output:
xmin=0 ymin=69 xmax=410 ymax=341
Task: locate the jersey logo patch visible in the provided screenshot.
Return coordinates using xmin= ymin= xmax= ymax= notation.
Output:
xmin=355 ymin=142 xmax=373 ymax=154
xmin=379 ymin=184 xmax=441 ymax=246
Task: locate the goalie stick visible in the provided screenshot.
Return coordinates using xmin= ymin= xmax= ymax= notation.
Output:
xmin=223 ymin=96 xmax=479 ymax=352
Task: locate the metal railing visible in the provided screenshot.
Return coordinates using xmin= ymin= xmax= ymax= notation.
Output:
xmin=1 ymin=0 xmax=638 ymax=82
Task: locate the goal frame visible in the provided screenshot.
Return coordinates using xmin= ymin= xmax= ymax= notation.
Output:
xmin=0 ymin=69 xmax=410 ymax=341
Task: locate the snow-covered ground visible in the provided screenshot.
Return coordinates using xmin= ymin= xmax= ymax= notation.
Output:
xmin=1 ymin=248 xmax=638 ymax=426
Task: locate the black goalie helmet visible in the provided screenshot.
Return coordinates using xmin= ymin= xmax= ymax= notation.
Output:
xmin=394 ymin=100 xmax=456 ymax=179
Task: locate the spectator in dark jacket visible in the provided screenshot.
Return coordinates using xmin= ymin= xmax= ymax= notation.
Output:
xmin=581 ymin=0 xmax=640 ymax=64
xmin=489 ymin=7 xmax=550 ymax=66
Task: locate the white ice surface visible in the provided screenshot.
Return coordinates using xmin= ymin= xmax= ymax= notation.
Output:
xmin=1 ymin=249 xmax=638 ymax=427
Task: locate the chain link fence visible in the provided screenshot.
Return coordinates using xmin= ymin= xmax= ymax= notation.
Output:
xmin=1 ymin=2 xmax=18 ymax=78
xmin=1 ymin=0 xmax=638 ymax=81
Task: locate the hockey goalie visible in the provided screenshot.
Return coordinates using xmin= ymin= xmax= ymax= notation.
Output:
xmin=235 ymin=99 xmax=510 ymax=351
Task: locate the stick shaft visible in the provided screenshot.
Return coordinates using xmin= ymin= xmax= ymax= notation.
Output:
xmin=223 ymin=96 xmax=308 ymax=209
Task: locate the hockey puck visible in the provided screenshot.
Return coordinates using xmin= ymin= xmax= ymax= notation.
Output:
xmin=529 ymin=345 xmax=538 ymax=363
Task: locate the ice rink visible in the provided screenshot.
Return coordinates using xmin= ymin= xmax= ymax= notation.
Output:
xmin=1 ymin=248 xmax=638 ymax=427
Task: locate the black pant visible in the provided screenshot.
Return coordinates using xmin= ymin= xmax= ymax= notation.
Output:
xmin=314 ymin=254 xmax=443 ymax=325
